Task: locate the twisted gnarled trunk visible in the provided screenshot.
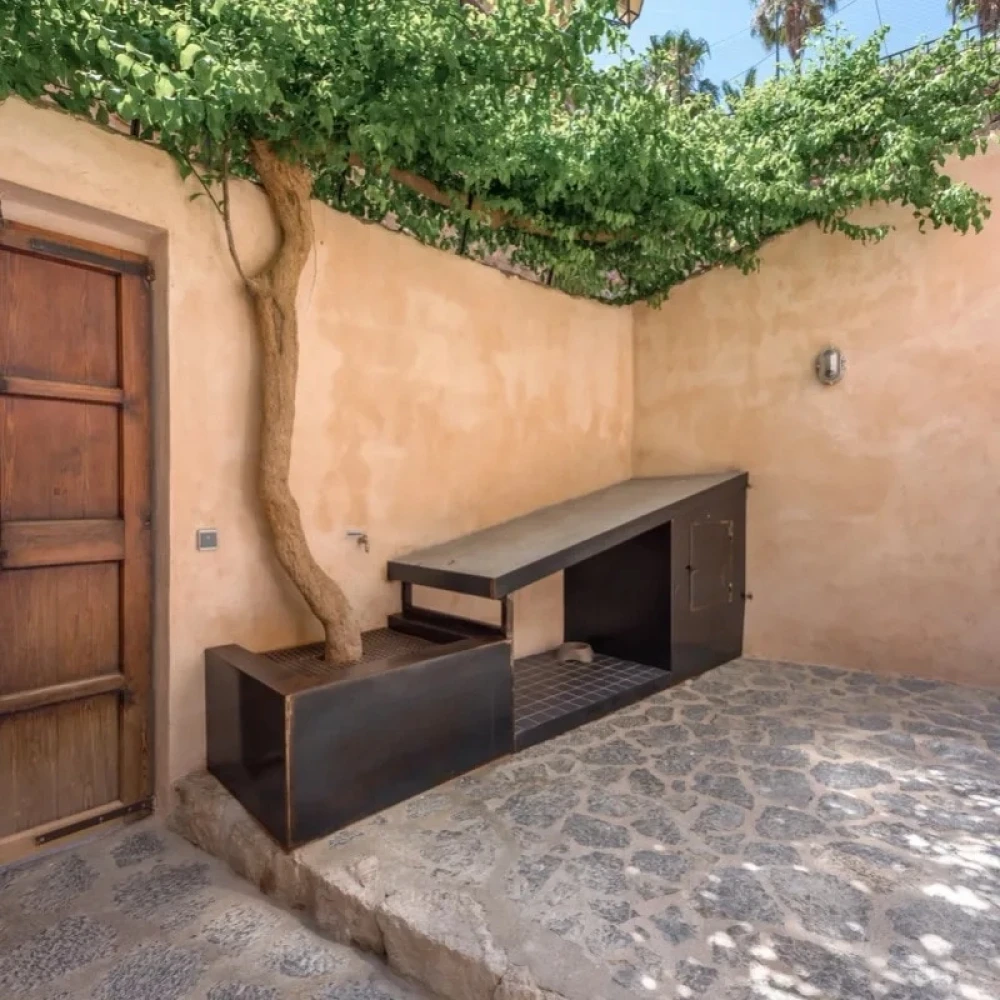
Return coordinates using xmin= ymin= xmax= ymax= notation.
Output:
xmin=243 ymin=140 xmax=363 ymax=665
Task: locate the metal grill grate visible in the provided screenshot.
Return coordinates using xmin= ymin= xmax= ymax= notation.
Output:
xmin=263 ymin=627 xmax=437 ymax=678
xmin=514 ymin=649 xmax=665 ymax=741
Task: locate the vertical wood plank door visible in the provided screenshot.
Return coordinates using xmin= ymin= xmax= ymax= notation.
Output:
xmin=0 ymin=222 xmax=152 ymax=856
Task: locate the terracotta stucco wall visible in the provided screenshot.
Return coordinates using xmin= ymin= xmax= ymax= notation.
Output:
xmin=634 ymin=148 xmax=1000 ymax=688
xmin=0 ymin=100 xmax=634 ymax=796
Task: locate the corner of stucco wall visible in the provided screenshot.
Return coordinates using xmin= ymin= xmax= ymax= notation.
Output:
xmin=627 ymin=297 xmax=658 ymax=479
xmin=616 ymin=153 xmax=1000 ymax=686
xmin=626 ymin=297 xmax=642 ymax=478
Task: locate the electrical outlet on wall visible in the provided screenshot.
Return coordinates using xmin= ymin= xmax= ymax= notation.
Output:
xmin=196 ymin=528 xmax=218 ymax=551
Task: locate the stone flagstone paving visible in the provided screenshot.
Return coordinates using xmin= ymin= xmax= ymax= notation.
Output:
xmin=0 ymin=821 xmax=434 ymax=999
xmin=302 ymin=659 xmax=1000 ymax=999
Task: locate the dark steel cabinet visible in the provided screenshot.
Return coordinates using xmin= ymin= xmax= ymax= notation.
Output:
xmin=206 ymin=637 xmax=513 ymax=850
xmin=670 ymin=479 xmax=747 ymax=677
xmin=564 ymin=475 xmax=747 ymax=680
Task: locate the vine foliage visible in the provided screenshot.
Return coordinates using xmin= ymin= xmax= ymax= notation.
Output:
xmin=3 ymin=1 xmax=999 ymax=301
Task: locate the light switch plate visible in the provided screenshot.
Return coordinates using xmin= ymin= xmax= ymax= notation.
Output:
xmin=196 ymin=528 xmax=218 ymax=552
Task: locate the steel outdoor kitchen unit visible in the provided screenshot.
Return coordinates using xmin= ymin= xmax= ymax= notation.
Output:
xmin=205 ymin=471 xmax=748 ymax=849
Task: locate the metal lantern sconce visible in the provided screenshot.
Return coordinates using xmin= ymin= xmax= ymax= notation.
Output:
xmin=815 ymin=346 xmax=846 ymax=386
xmin=614 ymin=0 xmax=644 ymax=27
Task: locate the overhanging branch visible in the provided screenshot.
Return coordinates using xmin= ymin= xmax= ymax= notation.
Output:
xmin=345 ymin=153 xmax=629 ymax=244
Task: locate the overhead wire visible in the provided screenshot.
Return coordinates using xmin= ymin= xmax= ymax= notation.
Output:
xmin=722 ymin=0 xmax=898 ymax=85
xmin=725 ymin=47 xmax=779 ymax=85
xmin=873 ymin=0 xmax=891 ymax=55
xmin=705 ymin=22 xmax=755 ymax=54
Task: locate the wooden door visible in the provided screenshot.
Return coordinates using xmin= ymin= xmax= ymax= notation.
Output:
xmin=0 ymin=222 xmax=152 ymax=857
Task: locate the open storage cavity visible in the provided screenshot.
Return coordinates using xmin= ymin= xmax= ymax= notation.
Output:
xmin=390 ymin=472 xmax=748 ymax=748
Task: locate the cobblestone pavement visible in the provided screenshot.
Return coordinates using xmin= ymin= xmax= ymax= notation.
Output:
xmin=0 ymin=821 xmax=433 ymax=999
xmin=321 ymin=659 xmax=1000 ymax=999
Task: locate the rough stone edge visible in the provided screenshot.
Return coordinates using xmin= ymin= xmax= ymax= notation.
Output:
xmin=480 ymin=892 xmax=636 ymax=1000
xmin=169 ymin=772 xmax=592 ymax=1000
xmin=495 ymin=965 xmax=565 ymax=1000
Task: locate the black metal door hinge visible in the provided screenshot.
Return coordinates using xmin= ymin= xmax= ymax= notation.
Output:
xmin=35 ymin=799 xmax=154 ymax=846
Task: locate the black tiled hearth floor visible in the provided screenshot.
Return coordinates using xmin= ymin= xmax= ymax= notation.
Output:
xmin=514 ymin=649 xmax=666 ymax=746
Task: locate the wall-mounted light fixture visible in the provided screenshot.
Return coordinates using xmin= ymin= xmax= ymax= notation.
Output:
xmin=814 ymin=346 xmax=846 ymax=386
xmin=614 ymin=0 xmax=644 ymax=27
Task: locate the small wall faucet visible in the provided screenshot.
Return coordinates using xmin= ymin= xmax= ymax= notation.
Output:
xmin=346 ymin=529 xmax=370 ymax=554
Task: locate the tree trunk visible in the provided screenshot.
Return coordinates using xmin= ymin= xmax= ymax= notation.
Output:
xmin=981 ymin=0 xmax=1000 ymax=36
xmin=243 ymin=139 xmax=363 ymax=665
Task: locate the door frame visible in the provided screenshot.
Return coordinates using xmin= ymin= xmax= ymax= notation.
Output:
xmin=0 ymin=220 xmax=155 ymax=862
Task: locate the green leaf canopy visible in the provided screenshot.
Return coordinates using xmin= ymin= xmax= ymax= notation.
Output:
xmin=2 ymin=0 xmax=998 ymax=302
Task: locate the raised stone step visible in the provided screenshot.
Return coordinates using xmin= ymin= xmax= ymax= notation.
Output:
xmin=174 ymin=659 xmax=1000 ymax=1000
xmin=170 ymin=771 xmax=634 ymax=1000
